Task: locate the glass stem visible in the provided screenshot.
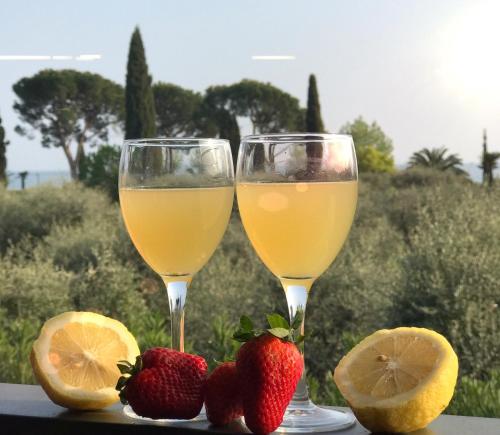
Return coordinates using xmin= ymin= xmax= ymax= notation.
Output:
xmin=284 ymin=283 xmax=311 ymax=404
xmin=164 ymin=280 xmax=188 ymax=352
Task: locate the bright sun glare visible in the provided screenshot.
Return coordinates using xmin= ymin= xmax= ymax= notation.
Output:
xmin=437 ymin=1 xmax=500 ymax=102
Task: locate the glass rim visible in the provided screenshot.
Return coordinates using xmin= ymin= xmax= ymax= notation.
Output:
xmin=123 ymin=137 xmax=230 ymax=147
xmin=242 ymin=133 xmax=353 ymax=143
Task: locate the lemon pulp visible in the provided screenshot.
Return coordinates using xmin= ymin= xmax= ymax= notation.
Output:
xmin=334 ymin=327 xmax=458 ymax=433
xmin=31 ymin=311 xmax=140 ymax=410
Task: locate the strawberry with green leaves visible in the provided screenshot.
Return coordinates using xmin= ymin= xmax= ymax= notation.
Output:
xmin=234 ymin=312 xmax=304 ymax=434
xmin=116 ymin=347 xmax=207 ymax=420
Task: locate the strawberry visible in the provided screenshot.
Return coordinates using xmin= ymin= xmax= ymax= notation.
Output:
xmin=234 ymin=313 xmax=304 ymax=434
xmin=116 ymin=347 xmax=207 ymax=420
xmin=204 ymin=361 xmax=243 ymax=426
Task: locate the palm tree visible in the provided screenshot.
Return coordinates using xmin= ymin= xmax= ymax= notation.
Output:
xmin=408 ymin=147 xmax=467 ymax=176
xmin=479 ymin=130 xmax=500 ymax=187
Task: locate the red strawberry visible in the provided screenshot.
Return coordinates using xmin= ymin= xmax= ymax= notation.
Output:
xmin=234 ymin=313 xmax=304 ymax=434
xmin=204 ymin=361 xmax=243 ymax=426
xmin=116 ymin=347 xmax=207 ymax=420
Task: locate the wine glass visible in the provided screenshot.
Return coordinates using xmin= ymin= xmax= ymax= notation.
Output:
xmin=236 ymin=134 xmax=358 ymax=432
xmin=119 ymin=138 xmax=234 ymax=420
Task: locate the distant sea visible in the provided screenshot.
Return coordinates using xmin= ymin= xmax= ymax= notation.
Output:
xmin=3 ymin=164 xmax=488 ymax=190
xmin=6 ymin=171 xmax=71 ymax=190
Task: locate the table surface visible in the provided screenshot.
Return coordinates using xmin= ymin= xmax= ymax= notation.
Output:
xmin=0 ymin=383 xmax=498 ymax=435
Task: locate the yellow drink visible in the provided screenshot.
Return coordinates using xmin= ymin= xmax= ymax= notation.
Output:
xmin=119 ymin=186 xmax=234 ymax=278
xmin=236 ymin=181 xmax=357 ymax=281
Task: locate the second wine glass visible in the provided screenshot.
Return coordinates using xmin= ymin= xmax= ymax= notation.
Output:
xmin=236 ymin=133 xmax=358 ymax=432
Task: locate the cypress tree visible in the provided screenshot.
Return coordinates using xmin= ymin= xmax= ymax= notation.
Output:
xmin=305 ymin=74 xmax=325 ymax=133
xmin=305 ymin=75 xmax=324 ymax=176
xmin=216 ymin=109 xmax=240 ymax=169
xmin=125 ymin=27 xmax=156 ymax=139
xmin=0 ymin=113 xmax=7 ymax=185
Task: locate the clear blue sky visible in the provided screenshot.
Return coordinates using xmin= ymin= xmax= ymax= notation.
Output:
xmin=1 ymin=0 xmax=499 ymax=171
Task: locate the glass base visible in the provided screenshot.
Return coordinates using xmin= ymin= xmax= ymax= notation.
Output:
xmin=278 ymin=400 xmax=356 ymax=433
xmin=123 ymin=404 xmax=206 ymax=422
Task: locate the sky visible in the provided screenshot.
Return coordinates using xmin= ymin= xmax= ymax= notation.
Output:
xmin=1 ymin=0 xmax=500 ymax=172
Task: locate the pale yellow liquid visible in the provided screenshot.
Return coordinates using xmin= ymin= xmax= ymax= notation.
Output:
xmin=236 ymin=181 xmax=357 ymax=283
xmin=119 ymin=186 xmax=234 ymax=278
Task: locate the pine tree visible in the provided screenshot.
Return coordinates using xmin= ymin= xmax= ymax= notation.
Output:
xmin=125 ymin=27 xmax=156 ymax=139
xmin=0 ymin=113 xmax=8 ymax=185
xmin=305 ymin=74 xmax=325 ymax=133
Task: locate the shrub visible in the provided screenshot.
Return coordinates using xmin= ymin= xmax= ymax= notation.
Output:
xmin=0 ymin=251 xmax=73 ymax=321
xmin=0 ymin=177 xmax=499 ymax=418
xmin=0 ymin=310 xmax=38 ymax=384
xmin=391 ymin=167 xmax=471 ymax=189
xmin=447 ymin=369 xmax=500 ymax=417
xmin=68 ymin=249 xmax=148 ymax=328
xmin=42 ymin=218 xmax=120 ymax=273
xmin=0 ymin=183 xmax=111 ymax=253
xmin=79 ymin=145 xmax=121 ymax=201
xmin=392 ymin=185 xmax=500 ymax=377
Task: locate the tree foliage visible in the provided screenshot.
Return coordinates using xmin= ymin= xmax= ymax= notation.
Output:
xmin=202 ymin=80 xmax=303 ymax=135
xmin=227 ymin=80 xmax=303 ymax=134
xmin=79 ymin=145 xmax=121 ymax=201
xmin=408 ymin=147 xmax=467 ymax=176
xmin=199 ymin=80 xmax=303 ymax=162
xmin=356 ymin=144 xmax=395 ymax=174
xmin=340 ymin=116 xmax=395 ymax=173
xmin=480 ymin=131 xmax=500 ymax=187
xmin=305 ymin=74 xmax=325 ymax=133
xmin=12 ymin=69 xmax=123 ymax=179
xmin=153 ymin=82 xmax=203 ymax=137
xmin=125 ymin=27 xmax=156 ymax=139
xmin=197 ymin=87 xmax=240 ymax=164
xmin=481 ymin=152 xmax=500 ymax=187
xmin=0 ymin=113 xmax=8 ymax=185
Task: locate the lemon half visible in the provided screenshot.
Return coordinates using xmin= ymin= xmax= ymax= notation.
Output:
xmin=31 ymin=311 xmax=140 ymax=410
xmin=333 ymin=327 xmax=458 ymax=433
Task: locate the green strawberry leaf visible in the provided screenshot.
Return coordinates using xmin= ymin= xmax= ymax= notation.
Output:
xmin=117 ymin=361 xmax=133 ymax=374
xmin=233 ymin=331 xmax=254 ymax=342
xmin=119 ymin=389 xmax=128 ymax=405
xmin=132 ymin=355 xmax=143 ymax=374
xmin=267 ymin=327 xmax=291 ymax=339
xmin=240 ymin=315 xmax=253 ymax=332
xmin=115 ymin=376 xmax=128 ymax=391
xmin=266 ymin=313 xmax=289 ymax=329
xmin=232 ymin=313 xmax=304 ymax=344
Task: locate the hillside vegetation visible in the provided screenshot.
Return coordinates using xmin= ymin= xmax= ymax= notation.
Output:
xmin=0 ymin=170 xmax=498 ymax=417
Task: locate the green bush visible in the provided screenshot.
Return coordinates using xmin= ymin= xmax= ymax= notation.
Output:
xmin=447 ymin=369 xmax=500 ymax=417
xmin=68 ymin=249 xmax=148 ymax=328
xmin=79 ymin=145 xmax=121 ymax=201
xmin=392 ymin=185 xmax=500 ymax=377
xmin=0 ymin=177 xmax=498 ymax=418
xmin=0 ymin=184 xmax=109 ymax=253
xmin=0 ymin=309 xmax=38 ymax=384
xmin=0 ymin=251 xmax=73 ymax=321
